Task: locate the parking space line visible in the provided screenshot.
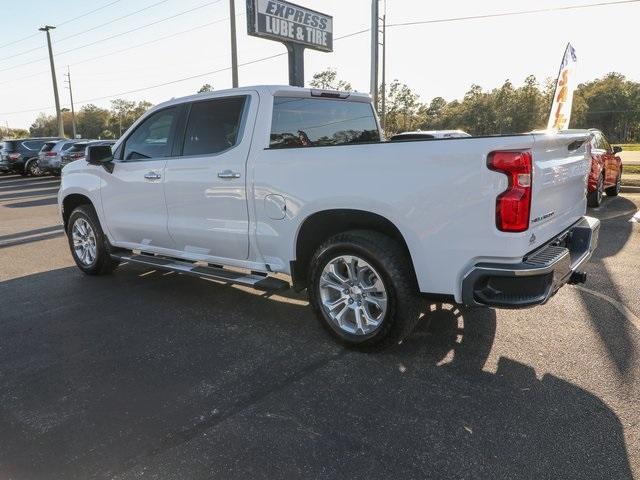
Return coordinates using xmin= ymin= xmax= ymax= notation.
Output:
xmin=575 ymin=285 xmax=640 ymax=331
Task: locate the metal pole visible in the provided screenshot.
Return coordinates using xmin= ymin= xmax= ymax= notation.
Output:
xmin=380 ymin=14 xmax=386 ymax=130
xmin=39 ymin=26 xmax=64 ymax=138
xmin=65 ymin=66 xmax=77 ymax=138
xmin=370 ymin=0 xmax=379 ymax=109
xmin=286 ymin=43 xmax=305 ymax=87
xmin=229 ymin=0 xmax=239 ymax=87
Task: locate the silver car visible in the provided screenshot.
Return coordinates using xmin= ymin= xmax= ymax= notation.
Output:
xmin=38 ymin=139 xmax=87 ymax=175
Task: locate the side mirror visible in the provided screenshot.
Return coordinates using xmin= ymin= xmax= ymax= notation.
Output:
xmin=86 ymin=145 xmax=113 ymax=165
xmin=613 ymin=145 xmax=623 ymax=154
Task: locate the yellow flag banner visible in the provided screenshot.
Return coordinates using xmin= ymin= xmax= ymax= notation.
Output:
xmin=547 ymin=43 xmax=578 ymax=131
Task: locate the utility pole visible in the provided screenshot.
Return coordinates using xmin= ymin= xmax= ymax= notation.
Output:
xmin=64 ymin=66 xmax=77 ymax=138
xmin=39 ymin=25 xmax=64 ymax=138
xmin=229 ymin=0 xmax=239 ymax=87
xmin=370 ymin=0 xmax=379 ymax=109
xmin=380 ymin=13 xmax=386 ymax=130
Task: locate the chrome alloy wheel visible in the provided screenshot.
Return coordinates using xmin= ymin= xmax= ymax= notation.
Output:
xmin=319 ymin=255 xmax=388 ymax=336
xmin=72 ymin=218 xmax=97 ymax=266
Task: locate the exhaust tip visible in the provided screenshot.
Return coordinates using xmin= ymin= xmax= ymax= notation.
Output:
xmin=568 ymin=271 xmax=587 ymax=285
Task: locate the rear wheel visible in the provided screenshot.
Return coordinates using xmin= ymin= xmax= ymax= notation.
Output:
xmin=26 ymin=159 xmax=41 ymax=176
xmin=587 ymin=172 xmax=604 ymax=207
xmin=67 ymin=205 xmax=118 ymax=275
xmin=308 ymin=230 xmax=422 ymax=350
xmin=605 ymin=173 xmax=621 ymax=197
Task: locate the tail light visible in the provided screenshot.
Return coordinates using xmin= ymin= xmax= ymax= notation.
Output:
xmin=487 ymin=150 xmax=532 ymax=232
xmin=8 ymin=153 xmax=21 ymax=160
xmin=45 ymin=151 xmax=57 ymax=157
xmin=71 ymin=152 xmax=84 ymax=159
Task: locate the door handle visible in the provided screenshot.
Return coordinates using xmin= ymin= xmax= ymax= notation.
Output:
xmin=144 ymin=171 xmax=161 ymax=180
xmin=217 ymin=170 xmax=241 ymax=179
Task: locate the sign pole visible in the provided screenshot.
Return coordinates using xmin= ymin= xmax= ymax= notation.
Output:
xmin=286 ymin=43 xmax=305 ymax=87
xmin=246 ymin=0 xmax=332 ymax=88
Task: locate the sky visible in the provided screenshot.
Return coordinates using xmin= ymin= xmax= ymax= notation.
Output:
xmin=1 ymin=0 xmax=639 ymax=130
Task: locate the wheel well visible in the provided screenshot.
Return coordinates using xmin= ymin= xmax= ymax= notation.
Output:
xmin=292 ymin=209 xmax=416 ymax=290
xmin=62 ymin=194 xmax=92 ymax=231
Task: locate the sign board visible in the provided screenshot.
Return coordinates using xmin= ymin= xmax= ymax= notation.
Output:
xmin=247 ymin=0 xmax=333 ymax=52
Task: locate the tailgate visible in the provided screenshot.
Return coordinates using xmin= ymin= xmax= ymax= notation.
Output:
xmin=529 ymin=132 xmax=591 ymax=244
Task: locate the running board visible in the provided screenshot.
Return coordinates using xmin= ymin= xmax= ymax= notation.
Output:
xmin=111 ymin=252 xmax=290 ymax=292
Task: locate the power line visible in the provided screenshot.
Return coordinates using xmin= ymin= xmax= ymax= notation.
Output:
xmin=0 ymin=0 xmax=223 ymax=73
xmin=386 ymin=0 xmax=640 ymax=28
xmin=0 ymin=0 xmax=171 ymax=62
xmin=0 ymin=28 xmax=368 ymax=116
xmin=0 ymin=15 xmax=246 ymax=88
xmin=0 ymin=0 xmax=124 ymax=50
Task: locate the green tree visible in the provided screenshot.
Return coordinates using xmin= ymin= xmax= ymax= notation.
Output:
xmin=77 ymin=104 xmax=112 ymax=139
xmin=380 ymin=80 xmax=424 ymax=135
xmin=108 ymin=99 xmax=153 ymax=137
xmin=309 ymin=68 xmax=352 ymax=91
xmin=198 ymin=83 xmax=214 ymax=93
xmin=29 ymin=113 xmax=58 ymax=137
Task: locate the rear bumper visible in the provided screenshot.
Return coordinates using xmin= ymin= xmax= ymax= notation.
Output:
xmin=462 ymin=216 xmax=600 ymax=308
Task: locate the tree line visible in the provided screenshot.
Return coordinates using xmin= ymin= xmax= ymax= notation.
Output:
xmin=311 ymin=69 xmax=640 ymax=143
xmin=2 ymin=71 xmax=638 ymax=143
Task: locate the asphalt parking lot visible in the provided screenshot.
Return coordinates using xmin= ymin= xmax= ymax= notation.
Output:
xmin=0 ymin=173 xmax=639 ymax=480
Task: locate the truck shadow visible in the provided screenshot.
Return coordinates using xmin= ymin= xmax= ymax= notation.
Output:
xmin=580 ymin=195 xmax=638 ymax=380
xmin=0 ymin=266 xmax=633 ymax=479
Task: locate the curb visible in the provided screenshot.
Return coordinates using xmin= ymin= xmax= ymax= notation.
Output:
xmin=621 ymin=185 xmax=640 ymax=193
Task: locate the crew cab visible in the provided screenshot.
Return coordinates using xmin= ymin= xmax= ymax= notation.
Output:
xmin=59 ymin=86 xmax=599 ymax=349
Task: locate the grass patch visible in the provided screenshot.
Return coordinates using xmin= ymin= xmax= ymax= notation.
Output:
xmin=623 ymin=164 xmax=640 ymax=174
xmin=619 ymin=144 xmax=640 ymax=151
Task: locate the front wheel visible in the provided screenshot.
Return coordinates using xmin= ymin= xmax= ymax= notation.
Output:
xmin=308 ymin=230 xmax=422 ymax=350
xmin=67 ymin=205 xmax=118 ymax=275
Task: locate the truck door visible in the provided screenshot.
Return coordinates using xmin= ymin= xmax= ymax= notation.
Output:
xmin=163 ymin=93 xmax=254 ymax=261
xmin=100 ymin=106 xmax=181 ymax=249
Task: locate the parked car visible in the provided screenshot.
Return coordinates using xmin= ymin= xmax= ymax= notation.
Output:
xmin=586 ymin=129 xmax=623 ymax=207
xmin=59 ymin=86 xmax=599 ymax=349
xmin=38 ymin=139 xmax=88 ymax=176
xmin=60 ymin=140 xmax=115 ymax=169
xmin=390 ymin=130 xmax=471 ymax=141
xmin=0 ymin=137 xmax=62 ymax=175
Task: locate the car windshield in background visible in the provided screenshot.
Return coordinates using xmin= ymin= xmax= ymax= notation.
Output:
xmin=68 ymin=143 xmax=89 ymax=152
xmin=270 ymin=97 xmax=380 ymax=148
xmin=2 ymin=141 xmax=17 ymax=150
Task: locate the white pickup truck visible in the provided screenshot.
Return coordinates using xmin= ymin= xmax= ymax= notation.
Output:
xmin=59 ymin=85 xmax=599 ymax=349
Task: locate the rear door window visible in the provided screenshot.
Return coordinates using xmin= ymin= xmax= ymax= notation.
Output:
xmin=181 ymin=96 xmax=246 ymax=157
xmin=270 ymin=97 xmax=380 ymax=148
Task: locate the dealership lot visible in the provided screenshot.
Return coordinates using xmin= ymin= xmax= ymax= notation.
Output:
xmin=0 ymin=174 xmax=639 ymax=479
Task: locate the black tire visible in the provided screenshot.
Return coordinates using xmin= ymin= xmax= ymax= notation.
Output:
xmin=67 ymin=204 xmax=118 ymax=275
xmin=308 ymin=230 xmax=422 ymax=350
xmin=605 ymin=173 xmax=621 ymax=197
xmin=25 ymin=159 xmax=40 ymax=177
xmin=587 ymin=172 xmax=604 ymax=207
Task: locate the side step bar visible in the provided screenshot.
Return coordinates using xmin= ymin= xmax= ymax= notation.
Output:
xmin=111 ymin=252 xmax=290 ymax=292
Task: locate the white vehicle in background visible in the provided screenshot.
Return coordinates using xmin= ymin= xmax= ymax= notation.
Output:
xmin=58 ymin=85 xmax=599 ymax=349
xmin=390 ymin=129 xmax=471 ymax=140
